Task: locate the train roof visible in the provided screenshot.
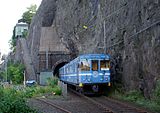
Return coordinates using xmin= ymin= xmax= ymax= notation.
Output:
xmin=79 ymin=54 xmax=110 ymax=59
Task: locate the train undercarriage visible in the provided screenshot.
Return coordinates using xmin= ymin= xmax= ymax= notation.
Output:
xmin=68 ymin=83 xmax=111 ymax=95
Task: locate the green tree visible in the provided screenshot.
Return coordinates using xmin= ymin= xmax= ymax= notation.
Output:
xmin=22 ymin=4 xmax=37 ymax=25
xmin=7 ymin=61 xmax=25 ymax=84
xmin=0 ymin=71 xmax=5 ymax=81
xmin=9 ymin=26 xmax=16 ymax=51
xmin=9 ymin=4 xmax=37 ymax=52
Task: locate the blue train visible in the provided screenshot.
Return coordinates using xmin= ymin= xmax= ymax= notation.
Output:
xmin=59 ymin=54 xmax=111 ymax=93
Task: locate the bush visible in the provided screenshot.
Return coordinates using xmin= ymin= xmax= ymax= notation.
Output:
xmin=113 ymin=89 xmax=160 ymax=112
xmin=154 ymin=80 xmax=160 ymax=105
xmin=7 ymin=61 xmax=25 ymax=84
xmin=0 ymin=83 xmax=62 ymax=112
xmin=0 ymin=86 xmax=36 ymax=113
xmin=47 ymin=77 xmax=58 ymax=87
xmin=34 ymin=86 xmax=62 ymax=96
xmin=21 ymin=85 xmax=62 ymax=98
xmin=125 ymin=90 xmax=143 ymax=102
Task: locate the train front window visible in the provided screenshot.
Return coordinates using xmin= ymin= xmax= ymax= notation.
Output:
xmin=80 ymin=60 xmax=90 ymax=71
xmin=100 ymin=60 xmax=110 ymax=70
xmin=92 ymin=60 xmax=98 ymax=71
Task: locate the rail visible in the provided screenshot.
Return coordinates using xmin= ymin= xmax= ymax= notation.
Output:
xmin=35 ymin=98 xmax=72 ymax=113
xmin=103 ymin=96 xmax=149 ymax=113
xmin=68 ymin=88 xmax=113 ymax=113
xmin=68 ymin=87 xmax=150 ymax=113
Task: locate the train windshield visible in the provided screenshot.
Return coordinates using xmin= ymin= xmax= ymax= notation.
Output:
xmin=92 ymin=60 xmax=98 ymax=71
xmin=100 ymin=60 xmax=110 ymax=71
xmin=80 ymin=60 xmax=90 ymax=71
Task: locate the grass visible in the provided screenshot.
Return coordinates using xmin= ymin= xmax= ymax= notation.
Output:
xmin=111 ymin=80 xmax=160 ymax=112
xmin=23 ymin=85 xmax=62 ymax=98
xmin=112 ymin=90 xmax=160 ymax=113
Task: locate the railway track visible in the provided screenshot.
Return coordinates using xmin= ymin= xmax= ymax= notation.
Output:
xmin=35 ymin=98 xmax=72 ymax=113
xmin=68 ymin=88 xmax=113 ymax=113
xmin=92 ymin=96 xmax=149 ymax=113
xmin=69 ymin=88 xmax=150 ymax=113
xmin=103 ymin=96 xmax=149 ymax=113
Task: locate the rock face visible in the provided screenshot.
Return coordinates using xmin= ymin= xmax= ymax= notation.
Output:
xmin=26 ymin=0 xmax=160 ymax=98
xmin=15 ymin=38 xmax=36 ymax=80
xmin=27 ymin=0 xmax=57 ymax=73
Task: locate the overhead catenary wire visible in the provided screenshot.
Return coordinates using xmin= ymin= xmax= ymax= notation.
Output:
xmin=73 ymin=0 xmax=137 ymax=38
xmin=56 ymin=0 xmax=131 ymax=36
xmin=76 ymin=0 xmax=135 ymax=31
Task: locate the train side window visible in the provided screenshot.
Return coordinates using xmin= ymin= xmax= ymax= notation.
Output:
xmin=71 ymin=65 xmax=74 ymax=73
xmin=100 ymin=60 xmax=110 ymax=70
xmin=61 ymin=69 xmax=63 ymax=74
xmin=67 ymin=67 xmax=69 ymax=74
xmin=92 ymin=60 xmax=98 ymax=71
xmin=69 ymin=65 xmax=71 ymax=73
xmin=73 ymin=63 xmax=75 ymax=73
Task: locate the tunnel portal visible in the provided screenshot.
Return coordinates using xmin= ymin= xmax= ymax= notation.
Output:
xmin=53 ymin=61 xmax=68 ymax=77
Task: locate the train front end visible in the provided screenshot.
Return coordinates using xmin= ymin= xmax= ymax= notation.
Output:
xmin=78 ymin=54 xmax=111 ymax=93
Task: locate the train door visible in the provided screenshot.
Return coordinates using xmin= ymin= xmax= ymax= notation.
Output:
xmin=91 ymin=60 xmax=99 ymax=82
xmin=100 ymin=59 xmax=110 ymax=85
xmin=78 ymin=59 xmax=91 ymax=84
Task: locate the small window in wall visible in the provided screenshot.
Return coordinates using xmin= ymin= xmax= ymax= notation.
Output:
xmin=92 ymin=60 xmax=98 ymax=71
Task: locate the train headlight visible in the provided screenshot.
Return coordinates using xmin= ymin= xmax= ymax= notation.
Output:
xmin=79 ymin=83 xmax=83 ymax=87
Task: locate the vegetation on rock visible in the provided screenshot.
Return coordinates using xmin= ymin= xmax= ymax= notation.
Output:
xmin=113 ymin=85 xmax=160 ymax=112
xmin=9 ymin=4 xmax=37 ymax=51
xmin=22 ymin=4 xmax=37 ymax=25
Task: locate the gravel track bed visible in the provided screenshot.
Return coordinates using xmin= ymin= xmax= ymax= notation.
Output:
xmin=27 ymin=93 xmax=104 ymax=113
xmin=27 ymin=98 xmax=65 ymax=113
xmin=91 ymin=96 xmax=148 ymax=113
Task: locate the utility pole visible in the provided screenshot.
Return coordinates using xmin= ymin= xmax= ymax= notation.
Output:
xmin=5 ymin=56 xmax=8 ymax=82
xmin=46 ymin=48 xmax=48 ymax=70
xmin=103 ymin=20 xmax=106 ymax=54
xmin=23 ymin=70 xmax=26 ymax=86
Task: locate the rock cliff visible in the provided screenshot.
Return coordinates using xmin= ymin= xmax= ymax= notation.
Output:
xmin=26 ymin=0 xmax=160 ymax=98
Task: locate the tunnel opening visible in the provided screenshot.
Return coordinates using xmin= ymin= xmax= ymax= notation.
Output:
xmin=53 ymin=62 xmax=68 ymax=78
